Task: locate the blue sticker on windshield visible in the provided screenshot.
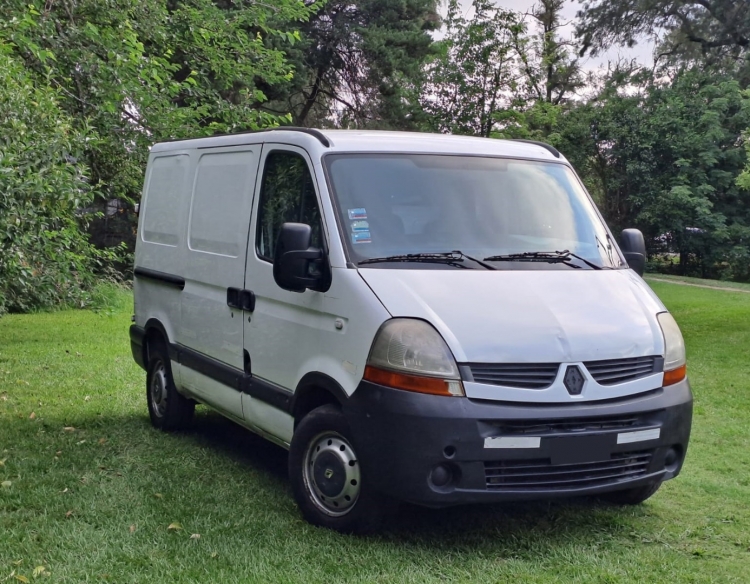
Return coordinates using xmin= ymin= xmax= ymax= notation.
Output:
xmin=352 ymin=231 xmax=371 ymax=244
xmin=351 ymin=220 xmax=369 ymax=233
xmin=348 ymin=208 xmax=367 ymax=220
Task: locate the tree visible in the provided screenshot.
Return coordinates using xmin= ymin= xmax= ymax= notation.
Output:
xmin=495 ymin=0 xmax=585 ymax=142
xmin=555 ymin=69 xmax=750 ymax=280
xmin=0 ymin=0 xmax=317 ymax=253
xmin=420 ymin=0 xmax=521 ymax=136
xmin=260 ymin=0 xmax=440 ymax=129
xmin=515 ymin=0 xmax=584 ymax=106
xmin=576 ymin=0 xmax=750 ymax=76
xmin=739 ymin=121 xmax=750 ymax=192
xmin=0 ymin=46 xmax=102 ymax=313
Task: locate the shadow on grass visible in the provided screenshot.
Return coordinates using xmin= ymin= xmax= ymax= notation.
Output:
xmin=169 ymin=408 xmax=637 ymax=545
xmin=8 ymin=406 xmax=644 ymax=548
xmin=187 ymin=408 xmax=290 ymax=482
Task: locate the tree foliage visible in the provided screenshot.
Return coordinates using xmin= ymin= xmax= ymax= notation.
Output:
xmin=494 ymin=0 xmax=584 ymax=142
xmin=514 ymin=0 xmax=584 ymax=105
xmin=260 ymin=0 xmax=439 ymax=128
xmin=0 ymin=0 xmax=317 ymax=312
xmin=576 ymin=0 xmax=750 ymax=78
xmin=0 ymin=0 xmax=317 ymax=205
xmin=0 ymin=47 xmax=103 ymax=313
xmin=420 ymin=0 xmax=521 ymax=136
xmin=557 ymin=70 xmax=750 ymax=279
xmin=739 ymin=116 xmax=750 ymax=193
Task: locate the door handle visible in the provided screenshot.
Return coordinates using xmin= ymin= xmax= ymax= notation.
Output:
xmin=227 ymin=287 xmax=255 ymax=312
xmin=240 ymin=290 xmax=256 ymax=312
xmin=227 ymin=287 xmax=242 ymax=310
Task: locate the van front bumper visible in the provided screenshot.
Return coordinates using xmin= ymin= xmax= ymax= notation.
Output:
xmin=344 ymin=379 xmax=692 ymax=507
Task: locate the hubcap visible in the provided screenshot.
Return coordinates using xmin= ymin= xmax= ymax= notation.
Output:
xmin=150 ymin=360 xmax=168 ymax=418
xmin=303 ymin=432 xmax=361 ymax=516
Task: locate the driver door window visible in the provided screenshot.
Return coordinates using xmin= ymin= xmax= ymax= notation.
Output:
xmin=256 ymin=151 xmax=323 ymax=261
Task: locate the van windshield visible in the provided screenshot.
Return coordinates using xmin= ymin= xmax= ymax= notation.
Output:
xmin=324 ymin=154 xmax=625 ymax=270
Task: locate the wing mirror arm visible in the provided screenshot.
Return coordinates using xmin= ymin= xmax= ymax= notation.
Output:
xmin=283 ymin=249 xmax=324 ymax=261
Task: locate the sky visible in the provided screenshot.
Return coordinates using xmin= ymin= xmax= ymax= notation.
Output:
xmin=451 ymin=0 xmax=656 ymax=72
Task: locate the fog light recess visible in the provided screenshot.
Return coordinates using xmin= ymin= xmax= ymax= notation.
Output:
xmin=431 ymin=464 xmax=451 ymax=487
xmin=429 ymin=463 xmax=460 ymax=491
xmin=665 ymin=446 xmax=682 ymax=472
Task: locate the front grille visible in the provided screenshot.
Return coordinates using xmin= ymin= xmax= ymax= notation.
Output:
xmin=468 ymin=363 xmax=560 ymax=389
xmin=485 ymin=451 xmax=653 ymax=490
xmin=584 ymin=356 xmax=659 ymax=385
xmin=486 ymin=413 xmax=658 ymax=435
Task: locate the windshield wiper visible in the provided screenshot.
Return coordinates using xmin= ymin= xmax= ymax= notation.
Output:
xmin=359 ymin=251 xmax=496 ymax=270
xmin=483 ymin=250 xmax=604 ymax=270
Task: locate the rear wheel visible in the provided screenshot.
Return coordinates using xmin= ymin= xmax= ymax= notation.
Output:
xmin=289 ymin=404 xmax=396 ymax=534
xmin=146 ymin=341 xmax=194 ymax=431
xmin=600 ymin=481 xmax=662 ymax=505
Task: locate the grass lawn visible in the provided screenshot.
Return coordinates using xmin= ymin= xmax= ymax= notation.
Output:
xmin=1 ymin=281 xmax=749 ymax=583
xmin=644 ymin=274 xmax=750 ymax=293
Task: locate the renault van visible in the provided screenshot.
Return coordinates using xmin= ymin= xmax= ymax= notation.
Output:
xmin=129 ymin=129 xmax=692 ymax=533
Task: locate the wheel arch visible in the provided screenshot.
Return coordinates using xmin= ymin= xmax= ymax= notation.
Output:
xmin=143 ymin=318 xmax=172 ymax=365
xmin=292 ymin=373 xmax=350 ymax=427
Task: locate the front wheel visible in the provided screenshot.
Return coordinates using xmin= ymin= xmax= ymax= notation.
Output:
xmin=289 ymin=404 xmax=396 ymax=534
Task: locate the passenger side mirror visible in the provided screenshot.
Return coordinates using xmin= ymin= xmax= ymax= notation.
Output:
xmin=273 ymin=223 xmax=327 ymax=293
xmin=620 ymin=229 xmax=647 ymax=276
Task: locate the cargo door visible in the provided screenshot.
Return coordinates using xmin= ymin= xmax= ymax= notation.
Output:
xmin=178 ymin=146 xmax=261 ymax=421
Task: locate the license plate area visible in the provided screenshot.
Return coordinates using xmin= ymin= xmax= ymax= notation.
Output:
xmin=548 ymin=434 xmax=615 ymax=465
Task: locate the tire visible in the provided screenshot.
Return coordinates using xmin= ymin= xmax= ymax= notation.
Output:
xmin=146 ymin=340 xmax=195 ymax=431
xmin=600 ymin=481 xmax=662 ymax=505
xmin=289 ymin=404 xmax=397 ymax=534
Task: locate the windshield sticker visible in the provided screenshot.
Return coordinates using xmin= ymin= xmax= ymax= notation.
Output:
xmin=352 ymin=231 xmax=372 ymax=244
xmin=348 ymin=208 xmax=367 ymax=220
xmin=351 ymin=220 xmax=370 ymax=233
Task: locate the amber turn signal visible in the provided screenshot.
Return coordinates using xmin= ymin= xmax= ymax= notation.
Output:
xmin=663 ymin=364 xmax=687 ymax=386
xmin=363 ymin=365 xmax=464 ymax=397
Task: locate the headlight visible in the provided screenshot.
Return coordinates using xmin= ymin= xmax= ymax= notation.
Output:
xmin=657 ymin=312 xmax=686 ymax=386
xmin=363 ymin=319 xmax=464 ymax=397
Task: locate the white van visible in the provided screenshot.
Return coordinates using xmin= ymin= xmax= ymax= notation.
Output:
xmin=130 ymin=129 xmax=692 ymax=533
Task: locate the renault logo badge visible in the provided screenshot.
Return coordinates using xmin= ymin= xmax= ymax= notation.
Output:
xmin=564 ymin=365 xmax=585 ymax=395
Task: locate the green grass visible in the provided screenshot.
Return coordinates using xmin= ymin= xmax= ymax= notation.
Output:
xmin=1 ymin=283 xmax=749 ymax=583
xmin=645 ymin=273 xmax=750 ymax=292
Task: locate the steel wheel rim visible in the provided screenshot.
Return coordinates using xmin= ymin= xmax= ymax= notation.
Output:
xmin=303 ymin=431 xmax=361 ymax=517
xmin=150 ymin=360 xmax=168 ymax=418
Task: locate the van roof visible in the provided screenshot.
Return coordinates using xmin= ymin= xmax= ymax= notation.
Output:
xmin=150 ymin=129 xmax=564 ymax=162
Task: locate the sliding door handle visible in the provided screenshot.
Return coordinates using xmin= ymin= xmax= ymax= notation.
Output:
xmin=227 ymin=287 xmax=242 ymax=309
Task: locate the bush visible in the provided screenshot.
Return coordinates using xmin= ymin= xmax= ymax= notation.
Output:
xmin=0 ymin=46 xmax=103 ymax=314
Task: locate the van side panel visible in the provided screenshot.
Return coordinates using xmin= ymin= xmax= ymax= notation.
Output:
xmin=134 ymin=153 xmax=191 ymax=386
xmin=178 ymin=147 xmax=261 ymax=418
xmin=310 ymin=268 xmax=391 ymax=396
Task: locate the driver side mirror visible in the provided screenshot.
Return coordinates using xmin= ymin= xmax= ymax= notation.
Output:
xmin=620 ymin=228 xmax=646 ymax=276
xmin=273 ymin=222 xmax=329 ymax=293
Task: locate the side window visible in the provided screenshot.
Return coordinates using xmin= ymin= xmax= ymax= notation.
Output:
xmin=256 ymin=151 xmax=323 ymax=261
xmin=142 ymin=155 xmax=188 ymax=246
xmin=189 ymin=150 xmax=256 ymax=257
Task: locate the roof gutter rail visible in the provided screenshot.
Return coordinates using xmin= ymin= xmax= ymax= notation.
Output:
xmin=509 ymin=139 xmax=560 ymax=159
xmin=159 ymin=126 xmax=331 ymax=148
xmin=273 ymin=127 xmax=331 ymax=147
